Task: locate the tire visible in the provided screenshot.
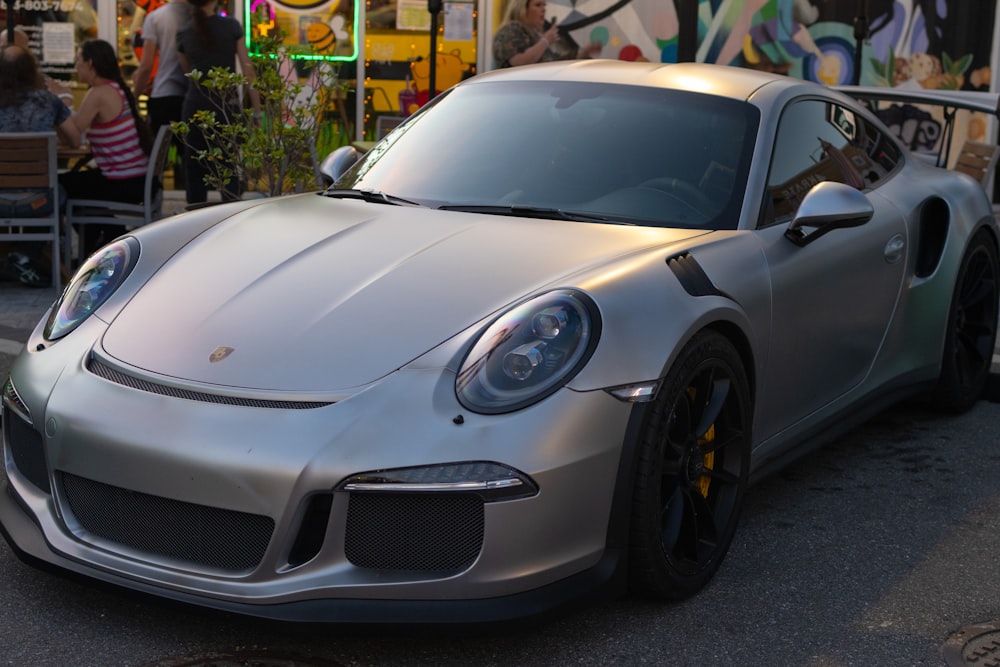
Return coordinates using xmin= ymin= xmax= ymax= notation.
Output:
xmin=930 ymin=229 xmax=999 ymax=413
xmin=628 ymin=330 xmax=751 ymax=600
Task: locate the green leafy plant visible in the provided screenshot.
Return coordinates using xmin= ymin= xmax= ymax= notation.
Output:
xmin=869 ymin=45 xmax=896 ymax=87
xmin=171 ymin=35 xmax=341 ymax=198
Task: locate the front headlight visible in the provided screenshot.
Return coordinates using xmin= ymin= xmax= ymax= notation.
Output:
xmin=44 ymin=238 xmax=138 ymax=341
xmin=456 ymin=289 xmax=600 ymax=414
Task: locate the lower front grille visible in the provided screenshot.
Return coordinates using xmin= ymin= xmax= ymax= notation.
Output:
xmin=344 ymin=493 xmax=484 ymax=571
xmin=59 ymin=472 xmax=274 ymax=572
xmin=3 ymin=406 xmax=49 ymax=492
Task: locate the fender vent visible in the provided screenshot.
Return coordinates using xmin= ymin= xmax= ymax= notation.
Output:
xmin=667 ymin=253 xmax=722 ymax=297
xmin=916 ymin=198 xmax=949 ymax=278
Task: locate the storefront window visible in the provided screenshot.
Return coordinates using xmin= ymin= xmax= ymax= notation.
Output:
xmin=117 ymin=0 xmax=139 ymax=76
xmin=363 ymin=0 xmax=477 ymax=129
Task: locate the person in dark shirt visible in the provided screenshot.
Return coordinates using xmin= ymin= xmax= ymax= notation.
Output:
xmin=177 ymin=0 xmax=260 ymax=204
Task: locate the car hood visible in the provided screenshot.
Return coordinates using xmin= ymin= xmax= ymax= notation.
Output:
xmin=102 ymin=194 xmax=707 ymax=392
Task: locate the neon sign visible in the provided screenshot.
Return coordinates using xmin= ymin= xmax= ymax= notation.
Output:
xmin=245 ymin=0 xmax=359 ymax=61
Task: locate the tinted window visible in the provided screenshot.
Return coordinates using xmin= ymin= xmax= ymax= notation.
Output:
xmin=338 ymin=81 xmax=760 ymax=230
xmin=764 ymin=99 xmax=900 ymax=225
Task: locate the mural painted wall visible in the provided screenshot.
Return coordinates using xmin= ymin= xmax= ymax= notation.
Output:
xmin=545 ymin=0 xmax=996 ymax=152
xmin=547 ymin=0 xmax=993 ymax=92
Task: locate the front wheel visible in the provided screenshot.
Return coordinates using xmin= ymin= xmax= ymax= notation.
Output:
xmin=628 ymin=330 xmax=751 ymax=600
xmin=930 ymin=229 xmax=999 ymax=413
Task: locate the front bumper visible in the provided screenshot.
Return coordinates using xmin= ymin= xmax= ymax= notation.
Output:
xmin=1 ymin=342 xmax=635 ymax=622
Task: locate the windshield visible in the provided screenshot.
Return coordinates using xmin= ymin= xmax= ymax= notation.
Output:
xmin=336 ymin=80 xmax=759 ymax=230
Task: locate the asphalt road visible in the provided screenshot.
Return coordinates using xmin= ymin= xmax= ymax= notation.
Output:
xmin=2 ymin=286 xmax=999 ymax=666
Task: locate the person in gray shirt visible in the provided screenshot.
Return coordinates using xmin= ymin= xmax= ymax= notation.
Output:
xmin=132 ymin=0 xmax=191 ymax=134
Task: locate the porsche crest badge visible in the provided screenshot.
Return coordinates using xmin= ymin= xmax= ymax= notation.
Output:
xmin=209 ymin=346 xmax=235 ymax=363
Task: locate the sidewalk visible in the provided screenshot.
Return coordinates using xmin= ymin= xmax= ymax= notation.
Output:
xmin=163 ymin=188 xmax=188 ymax=217
xmin=0 ymin=284 xmax=57 ymax=357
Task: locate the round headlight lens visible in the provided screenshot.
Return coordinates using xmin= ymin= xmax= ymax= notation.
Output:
xmin=44 ymin=238 xmax=137 ymax=341
xmin=456 ymin=290 xmax=600 ymax=414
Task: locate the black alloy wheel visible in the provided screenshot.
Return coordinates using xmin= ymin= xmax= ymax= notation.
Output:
xmin=628 ymin=330 xmax=751 ymax=600
xmin=931 ymin=229 xmax=999 ymax=413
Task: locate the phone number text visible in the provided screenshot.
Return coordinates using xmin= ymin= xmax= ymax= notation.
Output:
xmin=9 ymin=0 xmax=80 ymax=11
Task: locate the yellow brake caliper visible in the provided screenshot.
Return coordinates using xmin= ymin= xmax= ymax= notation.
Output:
xmin=687 ymin=386 xmax=715 ymax=498
xmin=697 ymin=424 xmax=715 ymax=498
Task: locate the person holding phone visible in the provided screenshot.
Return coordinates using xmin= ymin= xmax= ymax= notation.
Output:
xmin=493 ymin=0 xmax=601 ymax=68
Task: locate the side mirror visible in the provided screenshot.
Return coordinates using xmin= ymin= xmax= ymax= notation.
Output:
xmin=319 ymin=146 xmax=363 ymax=186
xmin=784 ymin=181 xmax=874 ymax=247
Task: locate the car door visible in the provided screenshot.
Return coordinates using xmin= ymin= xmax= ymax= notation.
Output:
xmin=754 ymin=98 xmax=907 ymax=442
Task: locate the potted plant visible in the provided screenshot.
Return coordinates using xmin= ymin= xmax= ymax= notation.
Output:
xmin=171 ymin=35 xmax=342 ymax=200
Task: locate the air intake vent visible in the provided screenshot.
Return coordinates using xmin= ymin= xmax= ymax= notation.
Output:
xmin=4 ymin=406 xmax=49 ymax=492
xmin=344 ymin=493 xmax=484 ymax=571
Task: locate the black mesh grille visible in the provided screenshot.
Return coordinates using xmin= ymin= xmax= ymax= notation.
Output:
xmin=344 ymin=493 xmax=484 ymax=571
xmin=86 ymin=357 xmax=333 ymax=410
xmin=4 ymin=406 xmax=49 ymax=492
xmin=59 ymin=472 xmax=274 ymax=572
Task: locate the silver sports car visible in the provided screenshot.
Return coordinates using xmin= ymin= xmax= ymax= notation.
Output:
xmin=3 ymin=62 xmax=998 ymax=623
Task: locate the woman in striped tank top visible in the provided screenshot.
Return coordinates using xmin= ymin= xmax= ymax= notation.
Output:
xmin=60 ymin=39 xmax=153 ymax=257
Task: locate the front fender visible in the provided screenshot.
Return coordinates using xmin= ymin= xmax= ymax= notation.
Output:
xmin=568 ymin=231 xmax=766 ymax=393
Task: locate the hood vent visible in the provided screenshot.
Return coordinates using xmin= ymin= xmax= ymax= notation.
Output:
xmin=87 ymin=356 xmax=334 ymax=410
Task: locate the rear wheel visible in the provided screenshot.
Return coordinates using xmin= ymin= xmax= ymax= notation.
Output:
xmin=628 ymin=330 xmax=751 ymax=600
xmin=931 ymin=230 xmax=999 ymax=412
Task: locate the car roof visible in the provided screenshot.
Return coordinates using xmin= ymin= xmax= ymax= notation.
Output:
xmin=469 ymin=61 xmax=806 ymax=103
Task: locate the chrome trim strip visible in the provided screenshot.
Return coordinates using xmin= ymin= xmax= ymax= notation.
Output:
xmin=343 ymin=478 xmax=524 ymax=493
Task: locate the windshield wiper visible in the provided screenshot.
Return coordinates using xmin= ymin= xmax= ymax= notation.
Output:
xmin=323 ymin=188 xmax=422 ymax=206
xmin=437 ymin=204 xmax=632 ymax=225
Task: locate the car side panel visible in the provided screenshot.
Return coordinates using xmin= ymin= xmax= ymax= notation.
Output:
xmin=753 ymin=193 xmax=907 ymax=441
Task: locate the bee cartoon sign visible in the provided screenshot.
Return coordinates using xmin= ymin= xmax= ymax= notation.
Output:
xmin=246 ymin=0 xmax=359 ymax=61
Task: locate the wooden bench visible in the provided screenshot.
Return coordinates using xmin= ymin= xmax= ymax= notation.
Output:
xmin=954 ymin=141 xmax=1000 ymax=188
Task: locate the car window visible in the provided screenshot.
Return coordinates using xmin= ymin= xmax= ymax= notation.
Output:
xmin=762 ymin=99 xmax=901 ymax=226
xmin=338 ymin=81 xmax=759 ymax=230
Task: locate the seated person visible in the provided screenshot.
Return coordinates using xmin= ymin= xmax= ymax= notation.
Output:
xmin=0 ymin=44 xmax=81 ymax=286
xmin=61 ymin=39 xmax=152 ymax=258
